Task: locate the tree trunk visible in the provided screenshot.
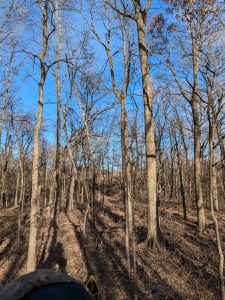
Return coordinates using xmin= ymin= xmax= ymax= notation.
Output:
xmin=14 ymin=171 xmax=20 ymax=206
xmin=44 ymin=167 xmax=48 ymax=206
xmin=192 ymin=103 xmax=205 ymax=232
xmin=0 ymin=52 xmax=13 ymax=148
xmin=216 ymin=122 xmax=225 ymax=194
xmin=191 ymin=37 xmax=205 ymax=232
xmin=27 ymin=0 xmax=48 ymax=273
xmin=92 ymin=167 xmax=96 ymax=229
xmin=68 ymin=168 xmax=75 ymax=211
xmin=1 ymin=134 xmax=10 ymax=208
xmin=134 ymin=1 xmax=157 ymax=244
xmin=121 ymin=97 xmax=133 ymax=275
xmin=175 ymin=135 xmax=187 ymax=220
xmin=209 ymin=126 xmax=225 ymax=300
xmin=55 ymin=0 xmax=62 ymax=219
xmin=212 ymin=150 xmax=219 ymax=211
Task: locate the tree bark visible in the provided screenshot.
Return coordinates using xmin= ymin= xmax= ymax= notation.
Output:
xmin=27 ymin=0 xmax=48 ymax=273
xmin=68 ymin=169 xmax=75 ymax=211
xmin=14 ymin=171 xmax=20 ymax=207
xmin=55 ymin=0 xmax=62 ymax=219
xmin=191 ymin=35 xmax=205 ymax=232
xmin=175 ymin=134 xmax=187 ymax=220
xmin=209 ymin=124 xmax=225 ymax=300
xmin=133 ymin=0 xmax=157 ymax=244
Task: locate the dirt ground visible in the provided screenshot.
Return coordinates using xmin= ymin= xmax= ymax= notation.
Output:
xmin=0 ymin=194 xmax=224 ymax=299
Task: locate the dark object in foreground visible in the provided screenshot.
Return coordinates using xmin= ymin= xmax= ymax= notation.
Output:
xmin=0 ymin=269 xmax=94 ymax=300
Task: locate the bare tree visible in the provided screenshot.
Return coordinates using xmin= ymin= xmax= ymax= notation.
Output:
xmin=105 ymin=0 xmax=158 ymax=246
xmin=27 ymin=0 xmax=51 ymax=272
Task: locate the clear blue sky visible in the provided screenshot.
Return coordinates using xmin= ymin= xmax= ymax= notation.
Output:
xmin=16 ymin=0 xmax=167 ymax=144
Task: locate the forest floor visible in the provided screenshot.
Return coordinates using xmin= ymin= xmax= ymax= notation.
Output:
xmin=0 ymin=189 xmax=224 ymax=299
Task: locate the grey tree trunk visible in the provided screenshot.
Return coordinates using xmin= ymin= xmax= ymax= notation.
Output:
xmin=174 ymin=134 xmax=187 ymax=220
xmin=192 ymin=101 xmax=205 ymax=232
xmin=191 ymin=35 xmax=205 ymax=232
xmin=133 ymin=0 xmax=157 ymax=245
xmin=27 ymin=0 xmax=48 ymax=273
xmin=14 ymin=171 xmax=20 ymax=207
xmin=68 ymin=170 xmax=76 ymax=211
xmin=209 ymin=123 xmax=225 ymax=300
xmin=55 ymin=0 xmax=62 ymax=219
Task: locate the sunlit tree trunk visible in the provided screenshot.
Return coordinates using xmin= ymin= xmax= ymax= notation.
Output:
xmin=209 ymin=116 xmax=225 ymax=300
xmin=0 ymin=52 xmax=13 ymax=147
xmin=191 ymin=38 xmax=205 ymax=232
xmin=54 ymin=0 xmax=62 ymax=219
xmin=27 ymin=0 xmax=48 ymax=273
xmin=14 ymin=171 xmax=20 ymax=206
xmin=133 ymin=0 xmax=157 ymax=245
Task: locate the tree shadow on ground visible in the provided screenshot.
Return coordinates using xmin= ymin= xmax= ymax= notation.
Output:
xmin=67 ymin=206 xmax=186 ymax=300
xmin=74 ymin=227 xmax=138 ymax=299
xmin=1 ymin=235 xmax=27 ymax=284
xmin=159 ymin=233 xmax=219 ymax=298
xmin=38 ymin=216 xmax=54 ymax=265
xmin=96 ymin=215 xmax=186 ymax=300
xmin=98 ymin=204 xmax=125 ymax=224
xmin=38 ymin=218 xmax=67 ymax=274
xmin=0 ymin=237 xmax=16 ymax=261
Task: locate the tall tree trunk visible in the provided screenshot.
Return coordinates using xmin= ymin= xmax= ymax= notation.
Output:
xmin=191 ymin=37 xmax=205 ymax=232
xmin=170 ymin=146 xmax=174 ymax=199
xmin=134 ymin=0 xmax=157 ymax=244
xmin=92 ymin=167 xmax=96 ymax=229
xmin=209 ymin=124 xmax=225 ymax=300
xmin=62 ymin=96 xmax=78 ymax=212
xmin=216 ymin=122 xmax=225 ymax=194
xmin=68 ymin=169 xmax=75 ymax=211
xmin=212 ymin=149 xmax=219 ymax=211
xmin=121 ymin=98 xmax=132 ymax=275
xmin=18 ymin=161 xmax=25 ymax=241
xmin=207 ymin=90 xmax=219 ymax=211
xmin=0 ymin=52 xmax=13 ymax=148
xmin=27 ymin=0 xmax=48 ymax=273
xmin=14 ymin=171 xmax=20 ymax=207
xmin=1 ymin=132 xmax=11 ymax=208
xmin=192 ymin=103 xmax=205 ymax=232
xmin=55 ymin=0 xmax=62 ymax=219
xmin=44 ymin=166 xmax=48 ymax=206
xmin=175 ymin=134 xmax=187 ymax=220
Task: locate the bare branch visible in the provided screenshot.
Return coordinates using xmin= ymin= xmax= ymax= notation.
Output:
xmin=104 ymin=0 xmax=135 ymax=20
